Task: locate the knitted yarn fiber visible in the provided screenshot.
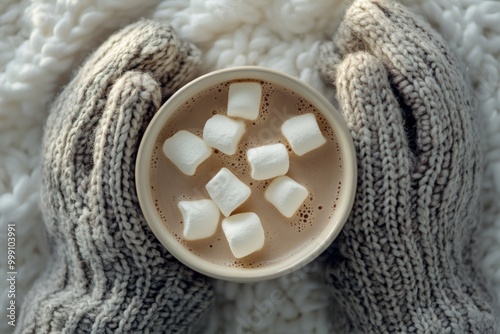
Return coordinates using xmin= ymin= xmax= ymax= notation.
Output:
xmin=318 ymin=0 xmax=498 ymax=333
xmin=16 ymin=20 xmax=213 ymax=333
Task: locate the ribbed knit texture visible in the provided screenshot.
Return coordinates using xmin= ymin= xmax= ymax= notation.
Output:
xmin=16 ymin=20 xmax=213 ymax=333
xmin=317 ymin=0 xmax=499 ymax=333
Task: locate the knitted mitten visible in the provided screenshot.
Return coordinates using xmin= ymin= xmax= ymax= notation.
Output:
xmin=17 ymin=20 xmax=213 ymax=333
xmin=318 ymin=0 xmax=498 ymax=332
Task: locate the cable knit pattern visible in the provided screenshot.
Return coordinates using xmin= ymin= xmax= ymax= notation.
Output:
xmin=15 ymin=20 xmax=213 ymax=333
xmin=318 ymin=0 xmax=499 ymax=333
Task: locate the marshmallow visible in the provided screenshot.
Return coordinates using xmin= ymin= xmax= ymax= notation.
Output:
xmin=205 ymin=167 xmax=251 ymax=217
xmin=163 ymin=130 xmax=212 ymax=176
xmin=281 ymin=113 xmax=327 ymax=156
xmin=246 ymin=143 xmax=289 ymax=180
xmin=203 ymin=114 xmax=246 ymax=155
xmin=222 ymin=212 xmax=265 ymax=258
xmin=178 ymin=199 xmax=220 ymax=241
xmin=265 ymin=176 xmax=308 ymax=218
xmin=227 ymin=82 xmax=262 ymax=120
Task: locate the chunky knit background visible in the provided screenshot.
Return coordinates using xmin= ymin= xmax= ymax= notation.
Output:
xmin=1 ymin=0 xmax=500 ymax=333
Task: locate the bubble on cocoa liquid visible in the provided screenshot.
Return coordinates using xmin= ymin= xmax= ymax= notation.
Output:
xmin=214 ymin=147 xmax=249 ymax=175
xmin=223 ymin=260 xmax=238 ymax=268
xmin=296 ymin=98 xmax=307 ymax=116
xmin=259 ymin=81 xmax=278 ymax=123
xmin=316 ymin=113 xmax=336 ymax=141
xmin=327 ymin=181 xmax=342 ymax=219
xmin=228 ymin=259 xmax=264 ymax=269
xmin=212 ymin=82 xmax=227 ymax=102
xmin=176 ymin=236 xmax=190 ymax=251
xmin=153 ymin=193 xmax=160 ymax=211
xmin=151 ymin=154 xmax=161 ymax=170
xmin=291 ymin=191 xmax=316 ymax=233
xmin=150 ymin=141 xmax=161 ymax=171
xmin=254 ymin=179 xmax=270 ymax=191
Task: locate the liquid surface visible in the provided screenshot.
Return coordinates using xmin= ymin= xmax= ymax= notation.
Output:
xmin=149 ymin=79 xmax=344 ymax=268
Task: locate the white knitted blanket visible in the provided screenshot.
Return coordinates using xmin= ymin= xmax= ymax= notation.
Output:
xmin=1 ymin=0 xmax=499 ymax=333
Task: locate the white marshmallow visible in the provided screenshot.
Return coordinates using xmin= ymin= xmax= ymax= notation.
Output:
xmin=222 ymin=212 xmax=265 ymax=258
xmin=163 ymin=130 xmax=212 ymax=176
xmin=178 ymin=199 xmax=220 ymax=241
xmin=227 ymin=82 xmax=262 ymax=120
xmin=205 ymin=167 xmax=251 ymax=217
xmin=246 ymin=143 xmax=289 ymax=180
xmin=203 ymin=114 xmax=246 ymax=155
xmin=265 ymin=176 xmax=308 ymax=218
xmin=281 ymin=113 xmax=327 ymax=156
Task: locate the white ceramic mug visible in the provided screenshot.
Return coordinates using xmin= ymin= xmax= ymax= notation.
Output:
xmin=136 ymin=66 xmax=357 ymax=282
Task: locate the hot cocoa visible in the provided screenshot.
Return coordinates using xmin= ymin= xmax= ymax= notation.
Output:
xmin=149 ymin=79 xmax=344 ymax=268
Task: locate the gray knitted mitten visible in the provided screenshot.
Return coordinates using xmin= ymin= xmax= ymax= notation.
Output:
xmin=17 ymin=20 xmax=213 ymax=333
xmin=318 ymin=0 xmax=498 ymax=333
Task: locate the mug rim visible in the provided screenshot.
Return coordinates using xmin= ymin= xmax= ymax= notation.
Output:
xmin=135 ymin=66 xmax=357 ymax=282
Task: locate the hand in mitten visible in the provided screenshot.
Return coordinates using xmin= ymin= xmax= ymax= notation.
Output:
xmin=318 ymin=0 xmax=498 ymax=332
xmin=17 ymin=20 xmax=213 ymax=333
